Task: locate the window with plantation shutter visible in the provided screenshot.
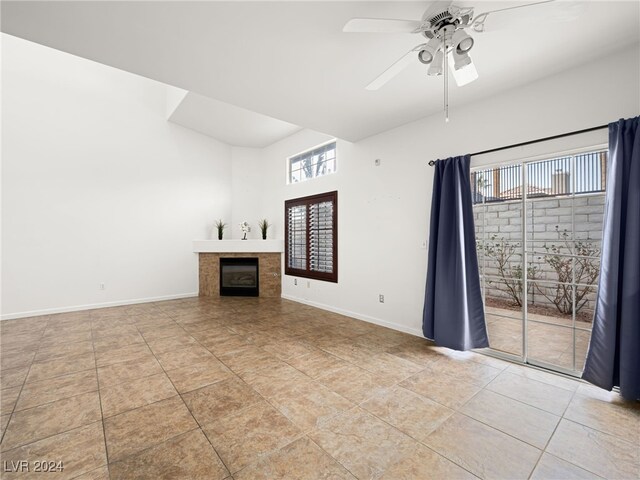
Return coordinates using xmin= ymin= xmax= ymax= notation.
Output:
xmin=285 ymin=191 xmax=338 ymax=282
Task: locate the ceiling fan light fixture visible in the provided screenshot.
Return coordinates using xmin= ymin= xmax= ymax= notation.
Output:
xmin=452 ymin=50 xmax=472 ymax=70
xmin=418 ymin=36 xmax=441 ymax=65
xmin=458 ymin=37 xmax=474 ymax=53
xmin=427 ymin=50 xmax=443 ymax=76
xmin=451 ymin=57 xmax=478 ymax=86
xmin=452 ymin=29 xmax=474 ymax=53
xmin=418 ymin=49 xmax=433 ymax=64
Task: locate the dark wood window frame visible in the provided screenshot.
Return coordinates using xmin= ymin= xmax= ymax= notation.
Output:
xmin=285 ymin=191 xmax=338 ymax=283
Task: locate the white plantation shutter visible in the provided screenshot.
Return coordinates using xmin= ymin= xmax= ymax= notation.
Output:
xmin=287 ymin=205 xmax=307 ymax=270
xmin=309 ymin=201 xmax=334 ymax=273
xmin=285 ymin=191 xmax=337 ymax=282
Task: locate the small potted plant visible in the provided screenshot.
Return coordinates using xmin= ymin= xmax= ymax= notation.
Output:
xmin=215 ymin=219 xmax=226 ymax=240
xmin=239 ymin=221 xmax=251 ymax=240
xmin=258 ymin=219 xmax=270 ymax=240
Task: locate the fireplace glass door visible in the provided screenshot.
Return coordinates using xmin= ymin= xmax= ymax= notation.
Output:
xmin=220 ymin=258 xmax=259 ymax=296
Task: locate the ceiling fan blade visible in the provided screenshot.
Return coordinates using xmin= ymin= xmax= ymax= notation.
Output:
xmin=472 ymin=0 xmax=585 ymax=33
xmin=343 ymin=18 xmax=423 ymax=34
xmin=472 ymin=0 xmax=554 ymax=32
xmin=366 ymin=47 xmax=422 ymax=91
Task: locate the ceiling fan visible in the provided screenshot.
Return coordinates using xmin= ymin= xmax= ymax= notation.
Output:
xmin=343 ymin=0 xmax=563 ymax=120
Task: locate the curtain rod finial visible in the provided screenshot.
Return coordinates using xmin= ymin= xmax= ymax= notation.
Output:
xmin=428 ymin=160 xmax=436 ymax=167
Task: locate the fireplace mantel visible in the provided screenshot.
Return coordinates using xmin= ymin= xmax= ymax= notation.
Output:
xmin=193 ymin=240 xmax=284 ymax=253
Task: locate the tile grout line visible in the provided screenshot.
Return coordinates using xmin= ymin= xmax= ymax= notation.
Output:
xmin=350 ymin=377 xmax=492 ymax=479
xmin=1 ymin=308 xmax=105 ymax=456
xmin=183 ymin=303 xmax=323 ymax=474
xmin=532 ymin=450 xmax=608 ymax=480
xmin=169 ymin=309 xmax=365 ymax=477
xmin=0 ymin=316 xmax=50 ymax=447
xmin=2 ymin=343 xmax=96 ymax=446
xmin=90 ymin=313 xmax=113 ymax=479
xmin=175 ymin=344 xmax=307 ymax=476
xmin=455 ymin=390 xmax=560 ymax=450
xmin=304 ymin=434 xmax=362 ymax=480
xmin=352 ymin=400 xmax=481 ymax=479
xmin=10 ymin=383 xmax=100 ymax=416
xmin=0 ymin=422 xmax=106 ymax=458
xmin=479 ymin=375 xmax=574 ymax=416
xmin=429 ymin=369 xmax=561 ymax=478
xmin=129 ymin=311 xmax=235 ymax=478
xmin=93 ymin=306 xmax=200 ymax=456
xmin=235 ymin=339 xmax=468 ymax=477
xmin=526 ymin=386 xmax=578 ymax=480
xmin=378 ymin=372 xmax=554 ymax=455
xmin=326 ymin=360 xmax=559 ymax=478
xmin=532 ymin=386 xmax=623 ymax=480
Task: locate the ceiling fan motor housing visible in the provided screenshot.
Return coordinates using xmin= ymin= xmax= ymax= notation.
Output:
xmin=427 ymin=10 xmax=453 ymax=29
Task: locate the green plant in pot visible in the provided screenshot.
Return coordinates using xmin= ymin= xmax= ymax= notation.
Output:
xmin=215 ymin=219 xmax=226 ymax=240
xmin=258 ymin=219 xmax=270 ymax=240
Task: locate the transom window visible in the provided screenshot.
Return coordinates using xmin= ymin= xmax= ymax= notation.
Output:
xmin=285 ymin=191 xmax=338 ymax=282
xmin=288 ymin=141 xmax=336 ymax=184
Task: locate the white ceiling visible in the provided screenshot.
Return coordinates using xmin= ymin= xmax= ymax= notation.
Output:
xmin=168 ymin=91 xmax=302 ymax=148
xmin=2 ymin=1 xmax=639 ymax=143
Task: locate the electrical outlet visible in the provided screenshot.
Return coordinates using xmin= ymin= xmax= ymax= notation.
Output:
xmin=379 ymin=294 xmax=384 ymax=303
xmin=100 ymin=283 xmax=105 ymax=290
xmin=294 ymin=278 xmax=297 ymax=286
xmin=375 ymin=158 xmax=381 ymax=166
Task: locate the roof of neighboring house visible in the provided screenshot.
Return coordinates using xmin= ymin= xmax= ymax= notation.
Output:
xmin=500 ymin=185 xmax=551 ymax=197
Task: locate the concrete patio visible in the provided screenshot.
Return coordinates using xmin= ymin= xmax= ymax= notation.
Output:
xmin=485 ymin=306 xmax=592 ymax=373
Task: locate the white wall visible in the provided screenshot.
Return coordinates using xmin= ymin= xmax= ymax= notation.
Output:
xmin=3 ymin=34 xmax=638 ymax=327
xmin=232 ymin=44 xmax=640 ymax=336
xmin=1 ymin=35 xmax=233 ymax=319
xmin=230 ymin=147 xmax=269 ymax=239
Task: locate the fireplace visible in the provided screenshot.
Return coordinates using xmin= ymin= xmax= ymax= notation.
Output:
xmin=219 ymin=257 xmax=259 ymax=296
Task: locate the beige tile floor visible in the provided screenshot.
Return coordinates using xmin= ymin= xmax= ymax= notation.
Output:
xmin=0 ymin=297 xmax=638 ymax=479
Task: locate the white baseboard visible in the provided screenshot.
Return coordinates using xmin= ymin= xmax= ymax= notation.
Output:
xmin=0 ymin=292 xmax=198 ymax=321
xmin=2 ymin=292 xmax=424 ymax=342
xmin=281 ymin=294 xmax=424 ymax=338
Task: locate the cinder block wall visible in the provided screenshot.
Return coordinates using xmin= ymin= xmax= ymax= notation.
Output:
xmin=473 ymin=193 xmax=605 ymax=319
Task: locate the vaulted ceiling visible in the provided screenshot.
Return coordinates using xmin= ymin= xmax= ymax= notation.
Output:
xmin=2 ymin=1 xmax=639 ymax=144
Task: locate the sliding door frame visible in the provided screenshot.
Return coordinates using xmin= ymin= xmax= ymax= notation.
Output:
xmin=473 ymin=143 xmax=607 ymax=378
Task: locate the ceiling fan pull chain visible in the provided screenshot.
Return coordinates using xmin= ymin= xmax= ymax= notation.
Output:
xmin=443 ymin=33 xmax=449 ymax=123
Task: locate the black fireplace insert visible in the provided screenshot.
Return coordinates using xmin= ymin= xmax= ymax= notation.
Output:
xmin=219 ymin=257 xmax=259 ymax=296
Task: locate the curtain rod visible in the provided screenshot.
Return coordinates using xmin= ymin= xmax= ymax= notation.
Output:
xmin=427 ymin=124 xmax=608 ymax=166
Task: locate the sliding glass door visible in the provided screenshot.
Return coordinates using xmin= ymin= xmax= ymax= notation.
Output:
xmin=475 ymin=169 xmax=524 ymax=358
xmin=473 ymin=148 xmax=606 ymax=376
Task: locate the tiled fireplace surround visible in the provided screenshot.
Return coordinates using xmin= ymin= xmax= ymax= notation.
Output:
xmin=198 ymin=253 xmax=282 ymax=298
